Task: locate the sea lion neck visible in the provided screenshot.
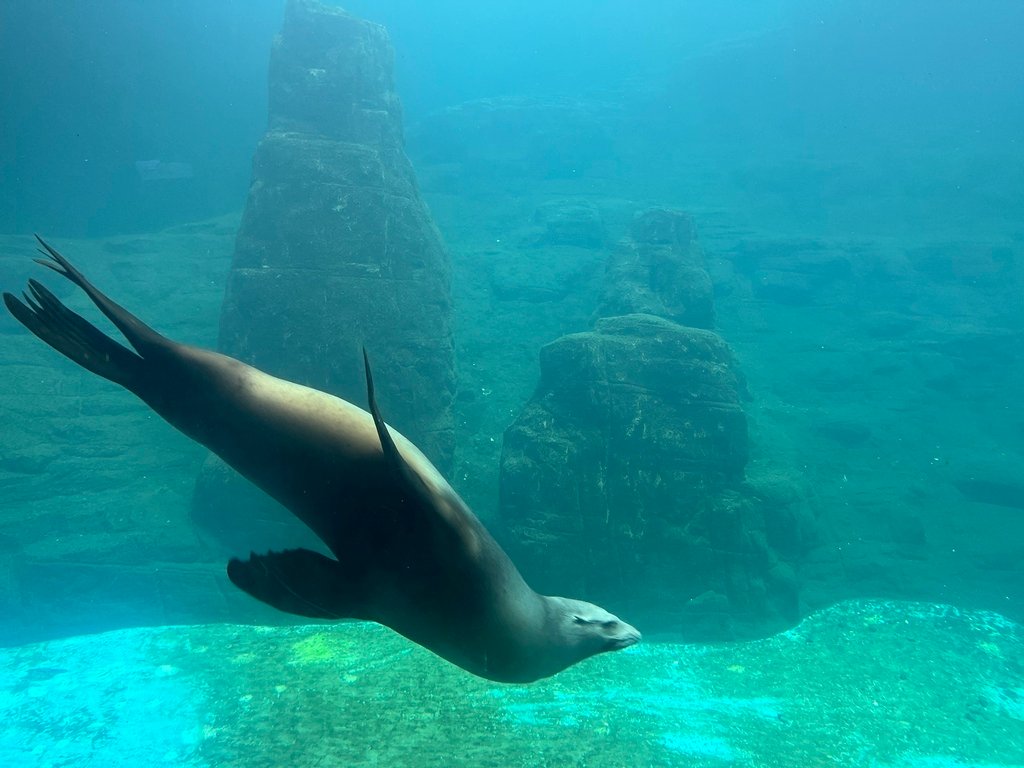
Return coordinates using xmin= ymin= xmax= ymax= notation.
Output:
xmin=480 ymin=592 xmax=598 ymax=684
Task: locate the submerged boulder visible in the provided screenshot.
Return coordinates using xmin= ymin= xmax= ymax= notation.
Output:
xmin=524 ymin=199 xmax=606 ymax=249
xmin=501 ymin=315 xmax=801 ymax=637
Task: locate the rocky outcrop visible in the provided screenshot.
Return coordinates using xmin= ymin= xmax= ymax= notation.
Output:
xmin=220 ymin=0 xmax=454 ymax=457
xmin=524 ymin=200 xmax=606 ymax=249
xmin=500 ymin=316 xmax=791 ymax=635
xmin=596 ymin=209 xmax=715 ymax=328
xmin=194 ymin=0 xmax=455 ymax=549
xmin=500 ymin=209 xmax=809 ymax=638
xmin=500 ymin=315 xmax=748 ymax=517
xmin=728 ymin=238 xmax=854 ymax=306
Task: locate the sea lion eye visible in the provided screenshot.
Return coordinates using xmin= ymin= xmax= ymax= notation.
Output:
xmin=602 ymin=620 xmax=618 ymax=630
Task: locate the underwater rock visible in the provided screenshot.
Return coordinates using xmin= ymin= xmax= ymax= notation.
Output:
xmin=525 ymin=199 xmax=606 ymax=248
xmin=954 ymin=474 xmax=1024 ymax=511
xmin=199 ymin=0 xmax=455 ymax=546
xmin=219 ymin=0 xmax=454 ymax=461
xmin=500 ymin=314 xmax=802 ymax=638
xmin=596 ymin=209 xmax=715 ymax=329
xmin=729 ymin=238 xmax=853 ymax=306
xmin=265 ymin=4 xmax=401 ymax=146
xmin=5 ymin=600 xmax=1021 ymax=766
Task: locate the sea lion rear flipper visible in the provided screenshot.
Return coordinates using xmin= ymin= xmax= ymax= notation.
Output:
xmin=4 ymin=236 xmax=173 ymax=393
xmin=30 ymin=235 xmax=170 ymax=355
xmin=3 ymin=279 xmax=145 ymax=390
xmin=227 ymin=548 xmax=360 ymax=620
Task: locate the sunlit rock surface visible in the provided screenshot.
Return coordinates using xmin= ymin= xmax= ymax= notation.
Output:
xmin=3 ymin=600 xmax=1021 ymax=767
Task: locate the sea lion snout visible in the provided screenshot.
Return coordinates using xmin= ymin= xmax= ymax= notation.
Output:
xmin=610 ymin=623 xmax=642 ymax=650
xmin=595 ymin=615 xmax=641 ymax=650
xmin=555 ymin=597 xmax=642 ymax=656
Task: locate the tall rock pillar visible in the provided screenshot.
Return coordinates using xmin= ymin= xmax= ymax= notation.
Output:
xmin=194 ymin=0 xmax=455 ymax=552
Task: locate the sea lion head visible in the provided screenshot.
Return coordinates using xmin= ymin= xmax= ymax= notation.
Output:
xmin=488 ymin=595 xmax=640 ymax=683
xmin=560 ymin=597 xmax=642 ymax=650
xmin=544 ymin=596 xmax=641 ymax=668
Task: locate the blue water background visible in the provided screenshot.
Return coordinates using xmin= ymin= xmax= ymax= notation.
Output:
xmin=4 ymin=1 xmax=1019 ymax=236
xmin=0 ymin=0 xmax=1021 ymax=652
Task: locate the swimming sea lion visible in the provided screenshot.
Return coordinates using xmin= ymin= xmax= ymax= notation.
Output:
xmin=4 ymin=237 xmax=640 ymax=683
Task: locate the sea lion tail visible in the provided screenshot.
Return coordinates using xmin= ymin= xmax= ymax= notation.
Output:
xmin=2 ymin=236 xmax=168 ymax=391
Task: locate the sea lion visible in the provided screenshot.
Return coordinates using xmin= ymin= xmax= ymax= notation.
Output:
xmin=4 ymin=237 xmax=640 ymax=683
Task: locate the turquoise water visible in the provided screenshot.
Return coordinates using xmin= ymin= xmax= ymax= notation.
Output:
xmin=1 ymin=1 xmax=1022 ymax=765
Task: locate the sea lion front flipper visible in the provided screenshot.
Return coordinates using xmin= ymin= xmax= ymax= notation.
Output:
xmin=361 ymin=349 xmax=444 ymax=504
xmin=362 ymin=348 xmax=486 ymax=559
xmin=227 ymin=548 xmax=361 ymax=620
xmin=362 ymin=348 xmax=418 ymax=487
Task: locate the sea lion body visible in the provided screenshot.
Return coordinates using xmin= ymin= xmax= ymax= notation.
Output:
xmin=4 ymin=238 xmax=640 ymax=683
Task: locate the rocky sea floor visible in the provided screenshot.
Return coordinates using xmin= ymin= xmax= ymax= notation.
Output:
xmin=2 ymin=599 xmax=1022 ymax=768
